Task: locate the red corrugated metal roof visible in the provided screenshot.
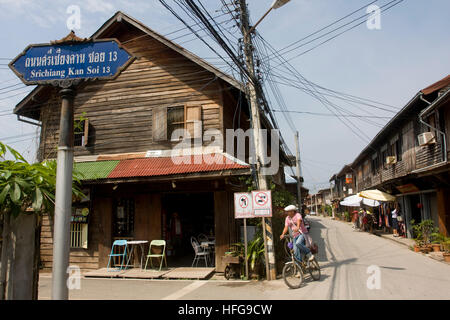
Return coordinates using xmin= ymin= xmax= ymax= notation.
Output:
xmin=107 ymin=154 xmax=249 ymax=178
xmin=422 ymin=74 xmax=450 ymax=95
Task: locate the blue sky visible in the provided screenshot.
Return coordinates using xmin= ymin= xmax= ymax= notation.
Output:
xmin=0 ymin=0 xmax=449 ymax=194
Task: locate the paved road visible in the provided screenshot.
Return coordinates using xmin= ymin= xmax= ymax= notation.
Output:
xmin=38 ymin=216 xmax=450 ymax=300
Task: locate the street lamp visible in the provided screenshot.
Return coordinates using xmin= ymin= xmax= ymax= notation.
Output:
xmin=249 ymin=0 xmax=292 ymax=33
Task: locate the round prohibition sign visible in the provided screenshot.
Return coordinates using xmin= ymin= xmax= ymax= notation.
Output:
xmin=239 ymin=195 xmax=249 ymax=208
xmin=255 ymin=192 xmax=269 ymax=206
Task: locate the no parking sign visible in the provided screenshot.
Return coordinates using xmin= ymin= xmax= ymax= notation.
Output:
xmin=252 ymin=190 xmax=272 ymax=217
xmin=234 ymin=193 xmax=253 ymax=219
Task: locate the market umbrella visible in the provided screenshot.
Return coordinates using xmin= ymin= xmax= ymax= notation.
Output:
xmin=340 ymin=194 xmax=380 ymax=207
xmin=358 ymin=189 xmax=396 ymax=202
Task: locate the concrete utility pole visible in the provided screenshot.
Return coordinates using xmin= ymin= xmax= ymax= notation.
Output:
xmin=238 ymin=0 xmax=276 ymax=281
xmin=294 ymin=131 xmax=303 ymax=212
xmin=52 ymin=87 xmax=75 ymax=300
xmin=330 ymin=182 xmax=335 ymax=219
xmin=315 ymin=192 xmax=318 ymax=215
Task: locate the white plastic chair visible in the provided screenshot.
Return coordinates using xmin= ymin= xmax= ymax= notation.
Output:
xmin=191 ymin=236 xmax=210 ymax=267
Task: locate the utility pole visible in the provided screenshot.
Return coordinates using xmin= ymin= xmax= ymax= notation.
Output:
xmin=238 ymin=0 xmax=276 ymax=281
xmin=330 ymin=182 xmax=335 ymax=219
xmin=315 ymin=192 xmax=318 ymax=215
xmin=294 ymin=131 xmax=302 ymax=212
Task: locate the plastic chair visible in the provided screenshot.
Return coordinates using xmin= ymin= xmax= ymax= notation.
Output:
xmin=107 ymin=240 xmax=128 ymax=271
xmin=198 ymin=233 xmax=213 ymax=258
xmin=191 ymin=237 xmax=210 ymax=267
xmin=197 ymin=233 xmax=209 ymax=243
xmin=144 ymin=240 xmax=167 ymax=271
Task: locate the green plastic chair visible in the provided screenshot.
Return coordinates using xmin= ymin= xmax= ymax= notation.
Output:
xmin=144 ymin=240 xmax=167 ymax=271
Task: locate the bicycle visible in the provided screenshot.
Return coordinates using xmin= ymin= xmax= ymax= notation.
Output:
xmin=282 ymin=235 xmax=321 ymax=289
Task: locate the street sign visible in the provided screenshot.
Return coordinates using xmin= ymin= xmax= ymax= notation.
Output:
xmin=7 ymin=34 xmax=134 ymax=300
xmin=252 ymin=190 xmax=272 ymax=217
xmin=234 ymin=193 xmax=253 ymax=219
xmin=9 ymin=39 xmax=133 ymax=85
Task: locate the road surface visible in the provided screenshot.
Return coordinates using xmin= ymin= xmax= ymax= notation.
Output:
xmin=38 ymin=216 xmax=450 ymax=300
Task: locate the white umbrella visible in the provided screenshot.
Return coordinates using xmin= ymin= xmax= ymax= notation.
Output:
xmin=359 ymin=189 xmax=396 ymax=202
xmin=340 ymin=194 xmax=380 ymax=207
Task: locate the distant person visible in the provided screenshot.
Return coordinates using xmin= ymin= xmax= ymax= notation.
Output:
xmin=391 ymin=204 xmax=399 ymax=237
xmin=352 ymin=210 xmax=359 ymax=230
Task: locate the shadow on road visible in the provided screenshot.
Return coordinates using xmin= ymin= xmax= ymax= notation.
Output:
xmin=307 ymin=217 xmax=330 ymax=263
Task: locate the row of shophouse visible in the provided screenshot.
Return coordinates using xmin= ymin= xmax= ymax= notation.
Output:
xmin=326 ymin=75 xmax=450 ymax=238
xmin=11 ymin=12 xmax=298 ymax=272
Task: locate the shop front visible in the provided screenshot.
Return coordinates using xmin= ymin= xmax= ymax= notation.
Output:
xmin=39 ymin=155 xmax=250 ymax=273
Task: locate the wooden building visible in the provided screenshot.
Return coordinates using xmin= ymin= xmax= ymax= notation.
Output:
xmin=330 ymin=75 xmax=450 ymax=237
xmin=329 ymin=164 xmax=356 ymax=201
xmin=13 ymin=12 xmax=291 ymax=272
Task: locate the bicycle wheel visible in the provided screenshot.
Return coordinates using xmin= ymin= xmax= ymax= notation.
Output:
xmin=308 ymin=258 xmax=321 ymax=281
xmin=282 ymin=262 xmax=303 ymax=289
xmin=224 ymin=266 xmax=232 ymax=280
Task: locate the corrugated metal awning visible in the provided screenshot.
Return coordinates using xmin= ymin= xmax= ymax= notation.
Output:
xmin=74 ymin=154 xmax=249 ymax=181
xmin=107 ymin=155 xmax=249 ymax=179
xmin=74 ymin=160 xmax=120 ymax=180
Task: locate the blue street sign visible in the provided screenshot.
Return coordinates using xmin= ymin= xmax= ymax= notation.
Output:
xmin=9 ymin=39 xmax=133 ymax=85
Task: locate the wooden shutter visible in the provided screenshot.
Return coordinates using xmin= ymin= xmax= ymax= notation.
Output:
xmin=185 ymin=105 xmax=202 ymax=139
xmin=152 ymin=107 xmax=167 ymax=141
xmin=82 ymin=119 xmax=89 ymax=147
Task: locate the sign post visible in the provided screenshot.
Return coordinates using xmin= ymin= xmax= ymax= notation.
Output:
xmin=234 ymin=193 xmax=253 ymax=280
xmin=9 ymin=32 xmax=133 ymax=300
xmin=234 ymin=191 xmax=272 ymax=280
xmin=252 ymin=190 xmax=272 ymax=280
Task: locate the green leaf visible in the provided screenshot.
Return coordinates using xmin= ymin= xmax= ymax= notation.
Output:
xmin=6 ymin=145 xmax=28 ymax=163
xmin=0 ymin=183 xmax=11 ymax=203
xmin=32 ymin=188 xmax=43 ymax=211
xmin=15 ymin=177 xmax=30 ymax=189
xmin=3 ymin=170 xmax=12 ymax=180
xmin=11 ymin=182 xmax=21 ymax=203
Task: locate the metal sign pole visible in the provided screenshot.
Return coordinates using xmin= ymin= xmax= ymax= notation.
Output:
xmin=52 ymin=87 xmax=75 ymax=300
xmin=243 ymin=218 xmax=249 ymax=280
xmin=262 ymin=217 xmax=270 ymax=280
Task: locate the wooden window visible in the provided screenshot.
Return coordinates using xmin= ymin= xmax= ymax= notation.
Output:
xmin=167 ymin=106 xmax=185 ymax=141
xmin=70 ymin=223 xmax=88 ymax=249
xmin=113 ymin=198 xmax=135 ymax=237
xmin=153 ymin=105 xmax=203 ymax=142
xmin=74 ymin=119 xmax=89 ymax=147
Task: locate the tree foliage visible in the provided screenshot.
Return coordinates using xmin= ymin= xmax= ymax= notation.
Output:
xmin=0 ymin=142 xmax=84 ymax=217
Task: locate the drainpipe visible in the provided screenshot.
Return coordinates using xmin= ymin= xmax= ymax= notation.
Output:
xmin=412 ymin=92 xmax=448 ymax=173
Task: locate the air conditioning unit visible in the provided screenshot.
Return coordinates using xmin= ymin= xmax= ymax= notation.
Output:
xmin=386 ymin=156 xmax=397 ymax=165
xmin=418 ymin=132 xmax=436 ymax=146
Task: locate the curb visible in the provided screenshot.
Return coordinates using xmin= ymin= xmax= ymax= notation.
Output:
xmin=377 ymin=234 xmax=413 ymax=248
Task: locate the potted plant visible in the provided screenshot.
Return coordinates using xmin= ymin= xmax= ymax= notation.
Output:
xmin=443 ymin=239 xmax=450 ymax=263
xmin=431 ymin=232 xmax=445 ymax=252
xmin=411 ymin=220 xmax=437 ymax=253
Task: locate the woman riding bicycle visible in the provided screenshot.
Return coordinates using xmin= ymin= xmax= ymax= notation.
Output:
xmin=280 ymin=205 xmax=315 ymax=264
